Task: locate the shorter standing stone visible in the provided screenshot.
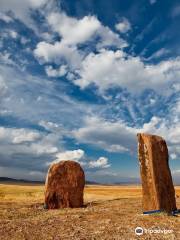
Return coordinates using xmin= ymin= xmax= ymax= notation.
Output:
xmin=45 ymin=160 xmax=85 ymax=209
xmin=137 ymin=133 xmax=177 ymax=213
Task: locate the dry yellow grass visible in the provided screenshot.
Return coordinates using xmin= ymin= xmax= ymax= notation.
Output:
xmin=0 ymin=183 xmax=180 ymax=240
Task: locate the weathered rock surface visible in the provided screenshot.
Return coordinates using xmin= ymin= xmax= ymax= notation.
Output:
xmin=45 ymin=160 xmax=85 ymax=209
xmin=137 ymin=133 xmax=177 ymax=213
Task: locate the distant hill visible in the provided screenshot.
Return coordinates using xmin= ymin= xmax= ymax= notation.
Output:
xmin=0 ymin=177 xmax=140 ymax=185
xmin=85 ymin=180 xmax=100 ymax=185
xmin=114 ymin=178 xmax=141 ymax=185
xmin=0 ymin=177 xmax=99 ymax=185
xmin=0 ymin=177 xmax=43 ymax=184
xmin=113 ymin=182 xmax=140 ymax=185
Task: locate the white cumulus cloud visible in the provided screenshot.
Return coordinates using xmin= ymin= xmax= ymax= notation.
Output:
xmin=73 ymin=112 xmax=180 ymax=159
xmin=47 ymin=11 xmax=126 ymax=48
xmin=50 ymin=149 xmax=111 ymax=170
xmin=45 ymin=65 xmax=67 ymax=77
xmin=75 ymin=49 xmax=180 ymax=94
xmin=34 ymin=10 xmax=126 ymax=71
xmin=47 ymin=13 xmax=101 ymax=45
xmin=89 ymin=157 xmax=110 ymax=168
xmin=34 ymin=41 xmax=82 ymax=69
xmin=0 ymin=127 xmax=41 ymax=144
xmin=0 ymin=0 xmax=49 ymax=31
xmin=54 ymin=149 xmax=85 ymax=161
xmin=115 ymin=18 xmax=131 ymax=33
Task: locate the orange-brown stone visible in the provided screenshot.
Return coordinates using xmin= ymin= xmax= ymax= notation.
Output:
xmin=137 ymin=133 xmax=176 ymax=213
xmin=45 ymin=160 xmax=85 ymax=209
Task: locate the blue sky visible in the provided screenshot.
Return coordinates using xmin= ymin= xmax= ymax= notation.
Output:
xmin=0 ymin=0 xmax=180 ymax=183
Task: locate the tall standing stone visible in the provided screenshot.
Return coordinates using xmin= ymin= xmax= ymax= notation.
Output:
xmin=45 ymin=160 xmax=85 ymax=209
xmin=137 ymin=133 xmax=176 ymax=213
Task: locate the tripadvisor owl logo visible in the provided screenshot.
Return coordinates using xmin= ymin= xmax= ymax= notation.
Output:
xmin=135 ymin=227 xmax=144 ymax=236
xmin=135 ymin=226 xmax=173 ymax=235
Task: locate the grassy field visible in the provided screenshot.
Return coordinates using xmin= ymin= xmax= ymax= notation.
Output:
xmin=0 ymin=183 xmax=179 ymax=240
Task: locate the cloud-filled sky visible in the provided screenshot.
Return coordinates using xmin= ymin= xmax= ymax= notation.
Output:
xmin=0 ymin=0 xmax=180 ymax=183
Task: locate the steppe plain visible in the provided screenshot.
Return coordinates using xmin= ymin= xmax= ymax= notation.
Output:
xmin=0 ymin=184 xmax=179 ymax=240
